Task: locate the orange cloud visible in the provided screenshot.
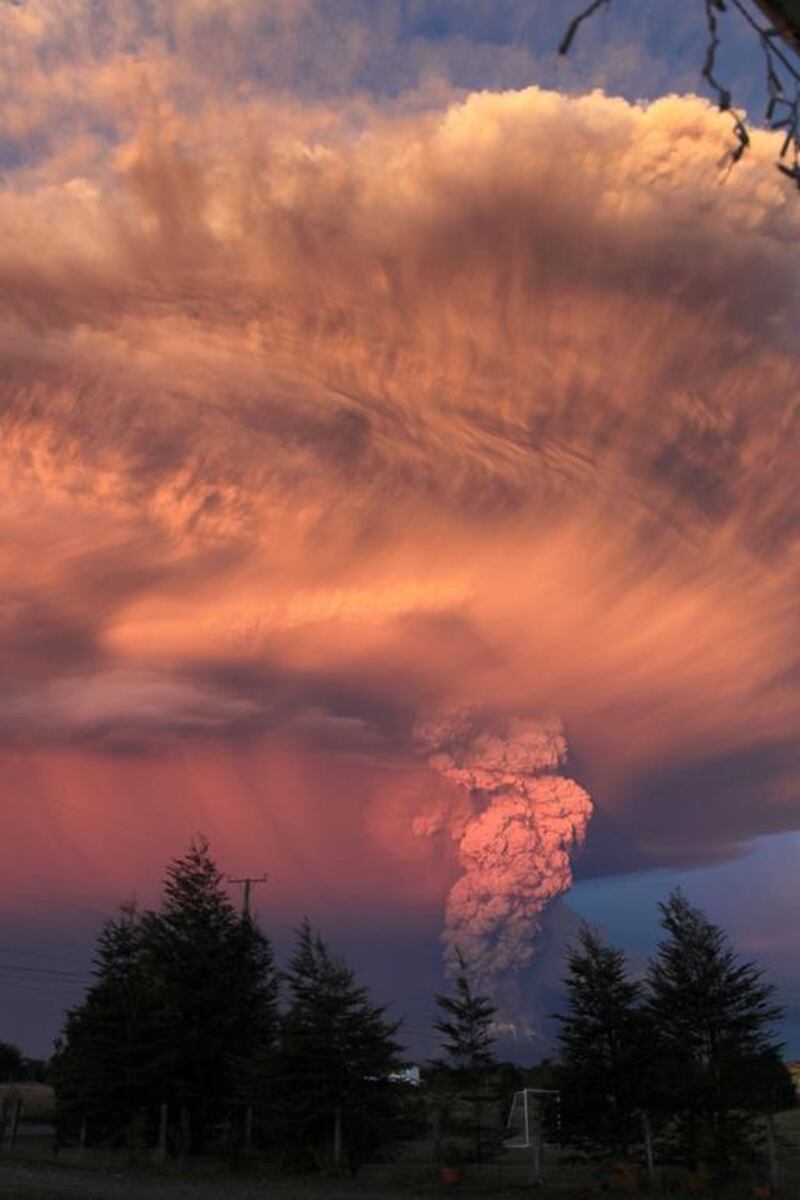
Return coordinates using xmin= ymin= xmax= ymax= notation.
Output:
xmin=2 ymin=27 xmax=800 ymax=975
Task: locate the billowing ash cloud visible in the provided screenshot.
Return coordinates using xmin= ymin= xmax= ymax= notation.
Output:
xmin=414 ymin=708 xmax=591 ymax=989
xmin=3 ymin=0 xmax=800 ymax=991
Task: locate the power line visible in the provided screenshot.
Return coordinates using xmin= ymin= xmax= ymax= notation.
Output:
xmin=0 ymin=979 xmax=87 ymax=997
xmin=0 ymin=963 xmax=89 ymax=982
xmin=0 ymin=946 xmax=90 ymax=967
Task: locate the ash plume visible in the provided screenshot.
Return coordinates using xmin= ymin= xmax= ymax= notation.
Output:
xmin=414 ymin=708 xmax=592 ymax=992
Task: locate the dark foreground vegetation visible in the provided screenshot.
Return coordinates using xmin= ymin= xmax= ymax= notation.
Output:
xmin=1 ymin=838 xmax=797 ymax=1196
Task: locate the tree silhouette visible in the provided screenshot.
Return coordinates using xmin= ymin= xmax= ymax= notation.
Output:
xmin=646 ymin=889 xmax=791 ymax=1169
xmin=432 ymin=949 xmax=500 ymax=1164
xmin=555 ymin=925 xmax=654 ymax=1159
xmin=52 ymin=903 xmax=153 ymax=1146
xmin=0 ymin=1040 xmax=23 ymax=1082
xmin=53 ymin=839 xmax=278 ymax=1154
xmin=275 ymin=919 xmax=404 ymax=1173
xmin=434 ymin=949 xmax=497 ymax=1073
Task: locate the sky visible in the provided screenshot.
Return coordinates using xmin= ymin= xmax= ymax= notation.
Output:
xmin=1 ymin=0 xmax=800 ymax=1060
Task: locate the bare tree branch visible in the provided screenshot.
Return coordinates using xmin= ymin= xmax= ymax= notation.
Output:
xmin=560 ymin=0 xmax=800 ymax=189
xmin=751 ymin=1 xmax=800 ymax=54
xmin=558 ymin=0 xmax=611 ymax=57
xmin=729 ymin=0 xmax=800 ymax=181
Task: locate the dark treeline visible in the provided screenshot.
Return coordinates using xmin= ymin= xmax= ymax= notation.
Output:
xmin=50 ymin=839 xmax=412 ymax=1172
xmin=555 ymin=891 xmax=795 ymax=1182
xmin=39 ymin=839 xmax=794 ymax=1183
xmin=0 ymin=1041 xmax=48 ymax=1083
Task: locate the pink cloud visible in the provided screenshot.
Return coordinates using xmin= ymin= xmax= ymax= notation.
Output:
xmin=1 ymin=14 xmax=800 ymax=986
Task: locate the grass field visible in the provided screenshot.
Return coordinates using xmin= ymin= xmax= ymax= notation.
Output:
xmin=0 ymin=1084 xmax=56 ymax=1120
xmin=1 ymin=1106 xmax=799 ymax=1198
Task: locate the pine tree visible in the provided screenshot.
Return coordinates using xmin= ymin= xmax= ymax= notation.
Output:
xmin=275 ymin=919 xmax=403 ymax=1173
xmin=53 ymin=840 xmax=279 ymax=1153
xmin=646 ymin=889 xmax=789 ymax=1169
xmin=140 ymin=838 xmax=278 ymax=1152
xmin=51 ymin=902 xmax=153 ymax=1145
xmin=0 ymin=1041 xmax=23 ymax=1082
xmin=432 ymin=950 xmax=500 ymax=1164
xmin=434 ymin=950 xmax=497 ymax=1073
xmin=555 ymin=925 xmax=653 ymax=1159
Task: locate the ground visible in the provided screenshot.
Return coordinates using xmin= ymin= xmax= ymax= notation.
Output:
xmin=1 ymin=1108 xmax=799 ymax=1198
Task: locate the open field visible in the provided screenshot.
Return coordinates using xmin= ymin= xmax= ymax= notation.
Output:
xmin=0 ymin=1084 xmax=56 ymax=1121
xmin=1 ymin=1106 xmax=798 ymax=1199
xmin=0 ymin=1165 xmax=795 ymax=1200
xmin=0 ymin=1151 xmax=798 ymax=1199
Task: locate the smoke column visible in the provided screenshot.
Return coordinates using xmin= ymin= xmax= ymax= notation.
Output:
xmin=414 ymin=708 xmax=592 ymax=994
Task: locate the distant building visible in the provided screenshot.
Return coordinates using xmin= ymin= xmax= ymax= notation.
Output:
xmin=786 ymin=1062 xmax=800 ymax=1096
xmin=389 ymin=1066 xmax=421 ymax=1087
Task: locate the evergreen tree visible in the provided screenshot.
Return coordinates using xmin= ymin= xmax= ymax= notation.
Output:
xmin=51 ymin=902 xmax=153 ymax=1145
xmin=53 ymin=839 xmax=279 ymax=1153
xmin=646 ymin=889 xmax=789 ymax=1169
xmin=0 ymin=1040 xmax=23 ymax=1082
xmin=432 ymin=950 xmax=500 ymax=1164
xmin=555 ymin=925 xmax=653 ymax=1158
xmin=275 ymin=919 xmax=403 ymax=1173
xmin=140 ymin=838 xmax=278 ymax=1152
xmin=434 ymin=950 xmax=497 ymax=1073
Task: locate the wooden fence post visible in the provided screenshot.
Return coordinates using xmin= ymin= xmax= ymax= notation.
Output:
xmin=530 ymin=1096 xmax=544 ymax=1184
xmin=243 ymin=1106 xmax=253 ymax=1161
xmin=9 ymin=1098 xmax=22 ymax=1149
xmin=333 ymin=1104 xmax=343 ymax=1172
xmin=642 ymin=1111 xmax=656 ymax=1188
xmin=154 ymin=1102 xmax=168 ymax=1165
xmin=177 ymin=1105 xmax=190 ymax=1162
xmin=765 ymin=1111 xmax=779 ymax=1191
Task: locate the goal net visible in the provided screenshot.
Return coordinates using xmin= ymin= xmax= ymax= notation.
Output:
xmin=505 ymin=1087 xmax=559 ymax=1150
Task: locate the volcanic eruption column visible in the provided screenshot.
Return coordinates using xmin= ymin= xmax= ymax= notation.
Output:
xmin=414 ymin=709 xmax=592 ymax=991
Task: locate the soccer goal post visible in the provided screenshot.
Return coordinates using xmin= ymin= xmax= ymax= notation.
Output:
xmin=505 ymin=1087 xmax=560 ymax=1182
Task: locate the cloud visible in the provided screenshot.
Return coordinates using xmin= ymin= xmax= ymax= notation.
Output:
xmin=1 ymin=2 xmax=800 ymax=985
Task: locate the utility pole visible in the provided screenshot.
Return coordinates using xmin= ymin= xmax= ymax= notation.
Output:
xmin=228 ymin=874 xmax=269 ymax=918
